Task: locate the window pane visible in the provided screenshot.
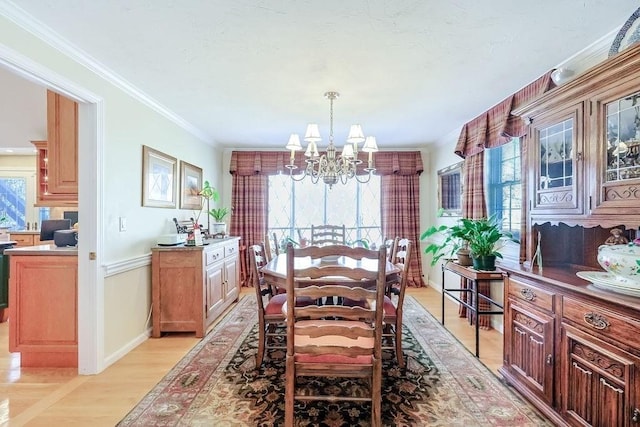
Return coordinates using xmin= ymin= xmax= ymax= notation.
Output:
xmin=268 ymin=174 xmax=381 ymax=246
xmin=0 ymin=177 xmax=26 ymax=229
xmin=487 ymin=138 xmax=521 ymax=238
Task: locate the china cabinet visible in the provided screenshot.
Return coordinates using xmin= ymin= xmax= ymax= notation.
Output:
xmin=151 ymin=238 xmax=239 ymax=338
xmin=500 ymin=43 xmax=640 ymax=426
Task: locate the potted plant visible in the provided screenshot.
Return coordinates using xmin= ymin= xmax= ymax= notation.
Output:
xmin=421 ymin=220 xmax=474 ymax=267
xmin=199 ymin=181 xmax=230 ymax=237
xmin=421 ymin=215 xmax=518 ymax=271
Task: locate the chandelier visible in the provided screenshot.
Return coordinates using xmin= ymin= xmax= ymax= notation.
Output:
xmin=285 ymin=91 xmax=378 ymax=188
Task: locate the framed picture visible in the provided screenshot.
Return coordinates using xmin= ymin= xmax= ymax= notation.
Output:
xmin=180 ymin=161 xmax=203 ymax=209
xmin=142 ymin=145 xmax=177 ymax=208
xmin=437 ymin=161 xmax=463 ymax=216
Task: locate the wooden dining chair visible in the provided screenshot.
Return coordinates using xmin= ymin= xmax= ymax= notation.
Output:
xmin=264 ymin=234 xmax=273 ymax=262
xmin=310 ymin=224 xmax=346 ymax=246
xmin=249 ymin=243 xmax=269 ymax=291
xmin=384 ymin=236 xmax=398 ymax=263
xmin=271 ymin=232 xmax=280 ymax=256
xmin=383 ymin=239 xmax=412 ymax=369
xmin=250 ymin=248 xmax=314 ymax=367
xmin=391 ymin=238 xmax=410 ymax=278
xmin=284 ymin=243 xmax=386 ymax=427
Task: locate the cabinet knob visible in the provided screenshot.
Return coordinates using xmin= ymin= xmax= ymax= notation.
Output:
xmin=583 ymin=312 xmax=610 ymax=330
xmin=632 ymin=408 xmax=640 ymax=423
xmin=520 ymin=288 xmax=536 ymax=301
xmin=546 ymin=354 xmax=552 ymax=365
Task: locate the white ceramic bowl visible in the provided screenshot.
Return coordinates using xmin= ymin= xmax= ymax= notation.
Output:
xmin=597 ymin=244 xmax=640 ymax=285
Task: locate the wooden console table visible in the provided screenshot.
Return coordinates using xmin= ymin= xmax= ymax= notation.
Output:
xmin=441 ymin=260 xmax=504 ymax=357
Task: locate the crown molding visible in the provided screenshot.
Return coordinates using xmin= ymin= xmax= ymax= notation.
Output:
xmin=0 ymin=1 xmax=213 ymax=144
xmin=554 ymin=28 xmax=619 ymax=77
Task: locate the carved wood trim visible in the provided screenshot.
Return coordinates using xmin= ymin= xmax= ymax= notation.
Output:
xmin=514 ymin=312 xmax=545 ymax=334
xmin=571 ymin=342 xmax=625 ymax=379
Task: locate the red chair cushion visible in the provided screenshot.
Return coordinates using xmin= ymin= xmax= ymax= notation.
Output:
xmin=266 ymin=294 xmax=313 ymax=315
xmin=383 ymin=295 xmax=397 ymax=316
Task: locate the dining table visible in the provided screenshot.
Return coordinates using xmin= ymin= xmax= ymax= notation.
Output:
xmin=260 ymin=252 xmax=401 ymax=292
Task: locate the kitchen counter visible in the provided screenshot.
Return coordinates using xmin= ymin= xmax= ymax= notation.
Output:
xmin=5 ymin=244 xmax=77 ymax=256
xmin=8 ymin=230 xmax=40 ymax=235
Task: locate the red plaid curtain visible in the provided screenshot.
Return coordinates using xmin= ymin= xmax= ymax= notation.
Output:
xmin=381 ymin=173 xmax=425 ymax=287
xmin=453 ymin=71 xmax=554 ymax=328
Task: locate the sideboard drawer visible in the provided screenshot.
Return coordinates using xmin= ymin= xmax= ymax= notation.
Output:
xmin=507 ymin=276 xmax=555 ymax=313
xmin=205 ymin=247 xmax=224 ymax=266
xmin=563 ymin=296 xmax=640 ymax=350
xmin=224 ymin=243 xmax=237 ymax=258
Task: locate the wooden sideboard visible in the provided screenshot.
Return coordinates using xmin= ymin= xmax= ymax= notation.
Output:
xmin=151 ymin=237 xmax=240 ymax=338
xmin=499 ymin=264 xmax=640 ymax=426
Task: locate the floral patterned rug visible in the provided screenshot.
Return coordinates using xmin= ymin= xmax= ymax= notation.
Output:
xmin=117 ymin=296 xmax=551 ymax=426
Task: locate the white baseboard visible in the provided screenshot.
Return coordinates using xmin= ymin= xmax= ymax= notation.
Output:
xmin=102 ymin=328 xmax=151 ymax=368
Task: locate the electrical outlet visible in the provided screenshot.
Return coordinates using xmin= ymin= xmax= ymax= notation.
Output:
xmin=119 ymin=217 xmax=127 ymax=232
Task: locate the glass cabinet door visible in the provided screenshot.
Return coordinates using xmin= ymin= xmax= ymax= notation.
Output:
xmin=539 ymin=119 xmax=573 ymax=190
xmin=529 ymin=104 xmax=584 ymax=216
xmin=605 ymin=91 xmax=640 ymax=182
xmin=590 ymin=84 xmax=640 ymax=216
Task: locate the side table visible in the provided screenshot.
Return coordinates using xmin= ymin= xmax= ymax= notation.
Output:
xmin=441 ymin=260 xmax=504 ymax=357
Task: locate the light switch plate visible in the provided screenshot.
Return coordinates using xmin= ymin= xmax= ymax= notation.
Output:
xmin=119 ymin=217 xmax=127 ymax=232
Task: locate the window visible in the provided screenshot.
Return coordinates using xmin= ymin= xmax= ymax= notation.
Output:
xmin=268 ymin=174 xmax=382 ymax=248
xmin=486 ymin=138 xmax=521 ymax=239
xmin=0 ymin=170 xmax=49 ymax=230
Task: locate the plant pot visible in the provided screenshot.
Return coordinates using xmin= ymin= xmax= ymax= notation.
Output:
xmin=210 ymin=222 xmax=227 ymax=237
xmin=472 ymin=254 xmax=497 ymax=271
xmin=456 ymin=248 xmax=473 ymax=266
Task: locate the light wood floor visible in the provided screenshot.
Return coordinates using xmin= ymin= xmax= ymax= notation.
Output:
xmin=0 ymin=287 xmax=503 ymax=426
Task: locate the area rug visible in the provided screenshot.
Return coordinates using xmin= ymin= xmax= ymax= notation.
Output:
xmin=117 ymin=295 xmax=551 ymax=426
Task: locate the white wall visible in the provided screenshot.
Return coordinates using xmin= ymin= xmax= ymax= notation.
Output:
xmin=0 ymin=14 xmax=223 ymax=370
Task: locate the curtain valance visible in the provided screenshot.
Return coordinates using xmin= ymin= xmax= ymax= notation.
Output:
xmin=229 ymin=151 xmax=424 ymax=176
xmin=454 ymin=70 xmax=555 ymax=158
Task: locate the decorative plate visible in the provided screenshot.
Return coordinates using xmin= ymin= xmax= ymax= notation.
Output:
xmin=609 ymin=7 xmax=640 ymax=57
xmin=576 ymin=271 xmax=640 ymax=297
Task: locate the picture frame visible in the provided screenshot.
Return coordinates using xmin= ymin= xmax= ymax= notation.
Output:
xmin=141 ymin=145 xmax=177 ymax=208
xmin=437 ymin=161 xmax=463 ymax=216
xmin=179 ymin=161 xmax=203 ymax=210
xmin=609 ymin=7 xmax=640 ymax=57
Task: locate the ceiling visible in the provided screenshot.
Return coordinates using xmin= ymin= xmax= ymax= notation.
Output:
xmin=2 ymin=0 xmax=639 ymax=151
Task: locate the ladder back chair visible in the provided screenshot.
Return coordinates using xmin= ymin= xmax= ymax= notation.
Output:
xmin=263 ymin=234 xmax=274 ymax=262
xmin=249 ymin=247 xmax=286 ymax=366
xmin=383 ymin=239 xmax=412 ymax=368
xmin=250 ymin=247 xmax=314 ymax=367
xmin=310 ymin=224 xmax=346 ymax=246
xmin=384 ymin=237 xmax=398 ymax=263
xmin=284 ymin=243 xmax=386 ymax=427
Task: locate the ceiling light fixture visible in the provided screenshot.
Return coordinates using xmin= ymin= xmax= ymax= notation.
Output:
xmin=285 ymin=91 xmax=378 ymax=188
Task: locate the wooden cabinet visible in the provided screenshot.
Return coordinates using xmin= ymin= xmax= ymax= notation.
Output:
xmin=31 ymin=90 xmax=79 ymax=206
xmin=8 ymin=252 xmax=78 ymax=367
xmin=500 ymin=266 xmax=640 ymax=426
xmin=502 ymin=276 xmax=557 ymax=408
xmin=9 ymin=232 xmax=43 ymax=247
xmin=151 ymin=238 xmax=240 ymax=338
